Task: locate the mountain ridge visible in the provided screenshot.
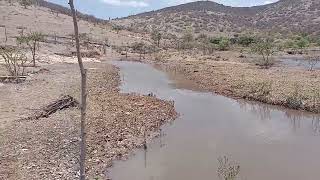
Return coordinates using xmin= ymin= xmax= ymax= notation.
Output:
xmin=115 ymin=0 xmax=320 ymax=36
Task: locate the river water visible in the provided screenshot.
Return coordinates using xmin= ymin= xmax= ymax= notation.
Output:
xmin=280 ymin=58 xmax=320 ymax=70
xmin=109 ymin=61 xmax=320 ymax=180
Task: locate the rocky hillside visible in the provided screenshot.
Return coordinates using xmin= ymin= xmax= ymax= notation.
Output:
xmin=115 ymin=0 xmax=320 ymax=36
xmin=0 ymin=0 xmax=147 ymax=48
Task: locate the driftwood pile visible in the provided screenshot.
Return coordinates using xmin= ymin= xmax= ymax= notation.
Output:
xmin=25 ymin=95 xmax=79 ymax=120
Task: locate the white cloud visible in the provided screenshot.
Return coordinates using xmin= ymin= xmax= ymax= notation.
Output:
xmin=263 ymin=0 xmax=277 ymax=4
xmin=101 ymin=0 xmax=149 ymax=7
xmin=166 ymin=0 xmax=215 ymax=6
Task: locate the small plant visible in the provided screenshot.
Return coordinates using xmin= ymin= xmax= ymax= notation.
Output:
xmin=311 ymin=87 xmax=320 ymax=112
xmin=0 ymin=47 xmax=27 ymax=78
xmin=218 ymin=38 xmax=230 ymax=51
xmin=296 ymin=36 xmax=309 ymax=52
xmin=317 ymin=38 xmax=320 ymax=47
xmin=237 ymin=35 xmax=257 ymax=47
xmin=181 ymin=27 xmax=194 ymax=49
xmin=251 ymin=38 xmax=277 ymax=69
xmin=112 ymin=25 xmax=123 ymax=34
xmin=19 ymin=0 xmax=33 ymax=9
xmin=131 ymin=42 xmax=145 ymax=60
xmin=151 ymin=29 xmax=162 ymax=47
xmin=217 ymin=156 xmax=240 ymax=180
xmin=286 ymin=83 xmax=303 ymax=109
xmin=16 ymin=32 xmax=44 ymax=66
xmin=252 ymin=81 xmax=273 ymax=101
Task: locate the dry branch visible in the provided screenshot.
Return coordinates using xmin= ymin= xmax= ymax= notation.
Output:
xmin=25 ymin=95 xmax=79 ymax=120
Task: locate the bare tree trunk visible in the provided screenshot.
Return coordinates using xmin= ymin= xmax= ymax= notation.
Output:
xmin=4 ymin=27 xmax=7 ymax=43
xmin=68 ymin=1 xmax=87 ymax=180
xmin=125 ymin=45 xmax=128 ymax=58
xmin=32 ymin=42 xmax=36 ymax=67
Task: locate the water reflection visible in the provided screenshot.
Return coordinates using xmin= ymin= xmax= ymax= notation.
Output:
xmin=312 ymin=116 xmax=320 ymax=135
xmin=237 ymin=100 xmax=272 ymax=121
xmin=237 ymin=99 xmax=320 ymax=136
xmin=110 ymin=61 xmax=320 ymax=180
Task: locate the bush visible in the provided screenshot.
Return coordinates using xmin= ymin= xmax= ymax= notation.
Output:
xmin=19 ymin=0 xmax=33 ymax=8
xmin=209 ymin=37 xmax=223 ymax=45
xmin=296 ymin=36 xmax=309 ymax=50
xmin=217 ymin=38 xmax=230 ymax=51
xmin=251 ymin=38 xmax=277 ymax=69
xmin=112 ymin=25 xmax=123 ymax=34
xmin=151 ymin=29 xmax=162 ymax=47
xmin=0 ymin=47 xmax=27 ymax=77
xmin=182 ymin=28 xmax=194 ymax=43
xmin=237 ymin=36 xmax=257 ymax=47
xmin=131 ymin=42 xmax=146 ymax=59
xmin=209 ymin=37 xmax=230 ymax=51
xmin=180 ymin=28 xmax=194 ymax=49
xmin=317 ymin=39 xmax=320 ymax=47
xmin=286 ymin=83 xmax=303 ymax=109
xmin=16 ymin=32 xmax=44 ymax=66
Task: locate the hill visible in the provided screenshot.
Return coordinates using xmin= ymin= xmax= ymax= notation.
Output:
xmin=115 ymin=0 xmax=320 ymax=36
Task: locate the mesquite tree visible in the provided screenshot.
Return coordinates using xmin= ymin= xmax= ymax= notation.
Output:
xmin=251 ymin=38 xmax=277 ymax=69
xmin=16 ymin=32 xmax=44 ymax=67
xmin=68 ymin=1 xmax=87 ymax=180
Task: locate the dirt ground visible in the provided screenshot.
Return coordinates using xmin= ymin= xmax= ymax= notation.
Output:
xmin=0 ymin=60 xmax=177 ymax=180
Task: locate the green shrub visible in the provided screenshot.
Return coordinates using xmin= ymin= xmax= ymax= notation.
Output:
xmin=317 ymin=39 xmax=320 ymax=47
xmin=218 ymin=38 xmax=230 ymax=51
xmin=296 ymin=36 xmax=309 ymax=50
xmin=251 ymin=38 xmax=277 ymax=69
xmin=209 ymin=37 xmax=222 ymax=45
xmin=238 ymin=36 xmax=257 ymax=47
xmin=209 ymin=37 xmax=230 ymax=51
xmin=16 ymin=32 xmax=44 ymax=66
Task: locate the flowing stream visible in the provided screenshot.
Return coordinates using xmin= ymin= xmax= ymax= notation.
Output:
xmin=109 ymin=61 xmax=320 ymax=180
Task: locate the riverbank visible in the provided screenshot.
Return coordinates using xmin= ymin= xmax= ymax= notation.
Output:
xmin=117 ymin=49 xmax=320 ymax=113
xmin=0 ymin=57 xmax=177 ymax=179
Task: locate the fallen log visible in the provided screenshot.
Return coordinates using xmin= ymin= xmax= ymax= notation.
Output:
xmin=24 ymin=95 xmax=79 ymax=120
xmin=0 ymin=76 xmax=27 ymax=83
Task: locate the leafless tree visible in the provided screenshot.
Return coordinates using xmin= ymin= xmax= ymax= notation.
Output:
xmin=68 ymin=1 xmax=87 ymax=180
xmin=0 ymin=48 xmax=27 ymax=78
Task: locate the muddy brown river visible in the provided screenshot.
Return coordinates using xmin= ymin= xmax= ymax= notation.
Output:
xmin=110 ymin=61 xmax=320 ymax=180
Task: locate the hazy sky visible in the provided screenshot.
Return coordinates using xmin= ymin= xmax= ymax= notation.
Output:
xmin=47 ymin=0 xmax=279 ymax=19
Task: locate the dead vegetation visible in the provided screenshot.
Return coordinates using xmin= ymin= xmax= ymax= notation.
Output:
xmin=24 ymin=95 xmax=79 ymax=120
xmin=0 ymin=62 xmax=177 ymax=180
xmin=0 ymin=47 xmax=27 ymax=82
xmin=217 ymin=156 xmax=240 ymax=180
